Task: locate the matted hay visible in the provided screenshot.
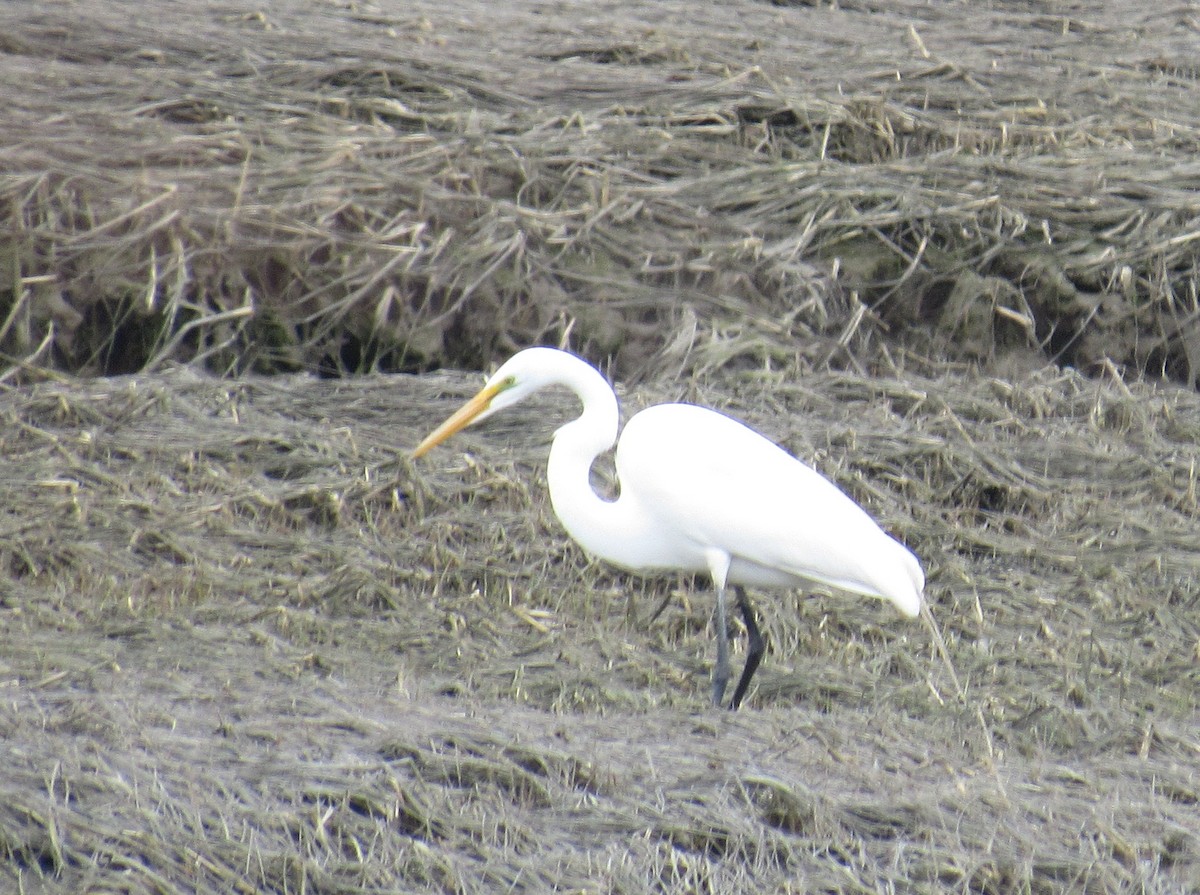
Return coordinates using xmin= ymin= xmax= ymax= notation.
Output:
xmin=1 ymin=0 xmax=1200 ymax=893
xmin=0 ymin=357 xmax=1197 ymax=893
xmin=0 ymin=0 xmax=1198 ymax=381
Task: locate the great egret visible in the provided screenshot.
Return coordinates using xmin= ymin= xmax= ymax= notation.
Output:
xmin=412 ymin=347 xmax=924 ymax=709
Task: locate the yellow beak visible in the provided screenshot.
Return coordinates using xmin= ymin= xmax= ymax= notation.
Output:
xmin=411 ymin=381 xmax=504 ymax=459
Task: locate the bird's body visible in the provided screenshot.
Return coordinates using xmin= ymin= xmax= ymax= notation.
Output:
xmin=591 ymin=403 xmax=922 ymax=604
xmin=412 ymin=347 xmax=924 ymax=708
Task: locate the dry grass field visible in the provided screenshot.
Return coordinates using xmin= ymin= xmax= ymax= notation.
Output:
xmin=1 ymin=0 xmax=1199 ymax=893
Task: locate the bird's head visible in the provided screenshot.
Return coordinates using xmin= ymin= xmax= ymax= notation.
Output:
xmin=411 ymin=348 xmax=562 ymax=458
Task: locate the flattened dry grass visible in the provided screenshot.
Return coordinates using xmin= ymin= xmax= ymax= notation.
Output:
xmin=2 ymin=0 xmax=1200 ymax=381
xmin=2 ymin=0 xmax=1200 ymax=891
xmin=1 ymin=356 xmax=1198 ymax=893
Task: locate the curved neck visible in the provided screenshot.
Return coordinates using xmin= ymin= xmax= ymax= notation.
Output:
xmin=542 ymin=358 xmax=634 ymax=563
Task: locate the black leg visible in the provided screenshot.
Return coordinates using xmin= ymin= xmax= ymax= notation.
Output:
xmin=711 ymin=583 xmax=730 ymax=706
xmin=647 ymin=589 xmax=674 ymax=626
xmin=729 ymin=587 xmax=764 ymax=710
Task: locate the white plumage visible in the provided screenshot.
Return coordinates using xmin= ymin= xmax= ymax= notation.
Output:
xmin=413 ymin=347 xmax=924 ymax=708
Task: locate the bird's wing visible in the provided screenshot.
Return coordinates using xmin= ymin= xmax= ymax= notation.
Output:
xmin=616 ymin=403 xmax=917 ymax=604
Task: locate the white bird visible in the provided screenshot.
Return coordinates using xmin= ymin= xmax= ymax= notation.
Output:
xmin=412 ymin=347 xmax=924 ymax=709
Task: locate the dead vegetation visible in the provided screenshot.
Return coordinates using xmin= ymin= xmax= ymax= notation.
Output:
xmin=2 ymin=0 xmax=1200 ymax=892
xmin=1 ymin=359 xmax=1198 ymax=894
xmin=2 ymin=0 xmax=1200 ymax=381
